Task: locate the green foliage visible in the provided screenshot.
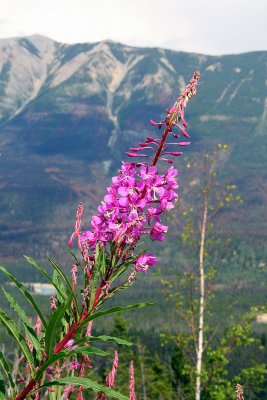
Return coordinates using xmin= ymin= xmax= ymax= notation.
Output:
xmin=2 ymin=287 xmax=43 ymax=362
xmin=45 ymin=297 xmax=72 ymax=357
xmin=0 ymin=351 xmax=15 ymax=394
xmin=161 ymin=145 xmax=267 ymax=399
xmin=77 ymin=302 xmax=156 ymax=332
xmin=97 ymin=317 xmax=174 ymax=400
xmin=0 ymin=256 xmax=155 ymax=399
xmin=0 ymin=370 xmax=6 ymax=400
xmin=0 ymin=264 xmax=47 ymax=328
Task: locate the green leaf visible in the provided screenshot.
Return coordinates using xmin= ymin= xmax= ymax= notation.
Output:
xmin=77 ymin=302 xmax=156 ymax=332
xmin=0 ymin=350 xmax=15 ymax=390
xmin=0 ymin=370 xmax=5 ymax=400
xmin=45 ymin=298 xmax=72 ymax=357
xmin=52 ymin=270 xmax=66 ymax=304
xmin=49 ymin=258 xmax=73 ymax=292
xmin=2 ymin=288 xmax=43 ymax=362
xmin=35 ymin=346 xmax=109 ymax=380
xmin=88 ymin=245 xmax=106 ymax=312
xmin=49 ymin=258 xmax=79 ymax=312
xmin=75 ymin=335 xmax=133 ymax=347
xmin=0 ymin=308 xmax=35 ymax=376
xmin=0 ymin=265 xmax=47 ymax=329
xmin=109 ymin=263 xmax=129 ymax=285
xmin=65 ymin=245 xmax=83 ymax=271
xmin=72 ymin=346 xmax=109 ymax=356
xmin=24 ymin=256 xmax=66 ymax=301
xmin=34 ymin=377 xmax=130 ymax=399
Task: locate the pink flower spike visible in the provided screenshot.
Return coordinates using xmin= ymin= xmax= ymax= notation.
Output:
xmin=86 ymin=321 xmax=93 ymax=337
xmin=62 ymin=385 xmax=75 ymax=400
xmin=33 ymin=316 xmax=42 ymax=336
xmin=68 ymin=203 xmax=83 ymax=249
xmin=129 ymin=361 xmax=137 ymax=400
xmin=106 ymin=351 xmax=119 ymax=388
xmin=172 ymin=133 xmax=180 ymax=138
xmin=71 ymin=264 xmax=78 ymax=286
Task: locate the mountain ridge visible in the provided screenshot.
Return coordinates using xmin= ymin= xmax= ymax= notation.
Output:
xmin=0 ymin=35 xmax=266 ymax=262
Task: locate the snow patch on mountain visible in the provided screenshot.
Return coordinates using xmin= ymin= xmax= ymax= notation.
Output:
xmin=0 ymin=35 xmax=56 ymax=121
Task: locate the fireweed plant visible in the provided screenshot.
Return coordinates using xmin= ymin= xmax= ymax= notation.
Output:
xmin=0 ymin=72 xmax=200 ymax=400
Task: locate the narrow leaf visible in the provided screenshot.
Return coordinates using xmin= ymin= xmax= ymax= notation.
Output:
xmin=109 ymin=264 xmax=129 ymax=285
xmin=0 ymin=308 xmax=35 ymax=376
xmin=77 ymin=302 xmax=155 ymax=331
xmin=35 ymin=346 xmax=109 ymax=380
xmin=45 ymin=298 xmax=72 ymax=357
xmin=65 ymin=245 xmax=83 ymax=272
xmin=75 ymin=335 xmax=133 ymax=347
xmin=34 ymin=377 xmax=130 ymax=399
xmin=0 ymin=350 xmax=15 ymax=390
xmin=0 ymin=265 xmax=47 ymax=328
xmin=49 ymin=258 xmax=79 ymax=311
xmin=24 ymin=256 xmax=66 ymax=301
xmin=89 ymin=245 xmax=105 ymax=311
xmin=2 ymin=288 xmax=43 ymax=362
xmin=0 ymin=370 xmax=5 ymax=399
xmin=52 ymin=270 xmax=66 ymax=304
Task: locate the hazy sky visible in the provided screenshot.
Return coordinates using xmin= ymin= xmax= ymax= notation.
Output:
xmin=0 ymin=0 xmax=266 ymax=55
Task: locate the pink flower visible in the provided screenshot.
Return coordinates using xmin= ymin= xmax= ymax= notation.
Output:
xmin=62 ymin=385 xmax=75 ymax=400
xmin=129 ymin=361 xmax=137 ymax=400
xmin=134 ymin=253 xmax=157 ymax=273
xmin=64 ymin=339 xmax=78 ymax=351
xmin=150 ymin=222 xmax=168 ymax=241
xmin=106 ymin=351 xmax=119 ymax=388
xmin=71 ymin=264 xmax=78 ymax=286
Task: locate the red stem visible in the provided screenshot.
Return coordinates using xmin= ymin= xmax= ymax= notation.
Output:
xmin=15 ymin=378 xmax=36 ymax=400
xmin=151 ymin=125 xmax=171 ymax=166
xmin=53 ymin=321 xmax=78 ymax=353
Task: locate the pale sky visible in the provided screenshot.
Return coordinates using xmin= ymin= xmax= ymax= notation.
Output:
xmin=0 ymin=0 xmax=266 ymax=55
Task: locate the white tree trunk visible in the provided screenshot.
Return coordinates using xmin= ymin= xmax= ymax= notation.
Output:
xmin=195 ymin=192 xmax=208 ymax=400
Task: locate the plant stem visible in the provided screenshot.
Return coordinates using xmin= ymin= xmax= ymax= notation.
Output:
xmin=14 ymin=378 xmax=36 ymax=400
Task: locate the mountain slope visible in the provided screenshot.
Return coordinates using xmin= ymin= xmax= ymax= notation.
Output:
xmin=0 ymin=35 xmax=266 ymax=262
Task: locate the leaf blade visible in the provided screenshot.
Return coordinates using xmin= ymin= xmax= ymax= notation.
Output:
xmin=49 ymin=258 xmax=79 ymax=312
xmin=24 ymin=256 xmax=66 ymax=301
xmin=45 ymin=298 xmax=72 ymax=357
xmin=0 ymin=265 xmax=47 ymax=328
xmin=34 ymin=377 xmax=130 ymax=399
xmin=35 ymin=346 xmax=109 ymax=380
xmin=0 ymin=350 xmax=16 ymax=390
xmin=2 ymin=288 xmax=43 ymax=362
xmin=77 ymin=302 xmax=156 ymax=331
xmin=75 ymin=335 xmax=133 ymax=347
xmin=0 ymin=308 xmax=35 ymax=376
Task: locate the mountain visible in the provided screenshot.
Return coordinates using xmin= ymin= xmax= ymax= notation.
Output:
xmin=0 ymin=35 xmax=266 ymax=264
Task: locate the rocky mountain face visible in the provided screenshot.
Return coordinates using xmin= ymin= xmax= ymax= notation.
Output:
xmin=0 ymin=35 xmax=266 ymax=262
